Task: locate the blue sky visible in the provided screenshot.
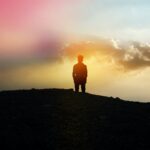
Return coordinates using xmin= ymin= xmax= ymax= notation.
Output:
xmin=73 ymin=0 xmax=150 ymax=41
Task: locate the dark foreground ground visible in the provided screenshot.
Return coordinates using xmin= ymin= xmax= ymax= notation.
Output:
xmin=1 ymin=89 xmax=150 ymax=150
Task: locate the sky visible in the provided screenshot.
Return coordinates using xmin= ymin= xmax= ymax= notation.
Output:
xmin=1 ymin=0 xmax=150 ymax=102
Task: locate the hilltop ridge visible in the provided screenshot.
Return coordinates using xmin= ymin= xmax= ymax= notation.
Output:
xmin=1 ymin=88 xmax=150 ymax=150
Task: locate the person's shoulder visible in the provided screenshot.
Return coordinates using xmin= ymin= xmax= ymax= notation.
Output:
xmin=73 ymin=63 xmax=78 ymax=67
xmin=83 ymin=63 xmax=87 ymax=67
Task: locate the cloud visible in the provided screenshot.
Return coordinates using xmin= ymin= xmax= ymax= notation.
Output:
xmin=0 ymin=33 xmax=64 ymax=69
xmin=118 ymin=41 xmax=150 ymax=70
xmin=63 ymin=38 xmax=150 ymax=71
xmin=1 ymin=34 xmax=150 ymax=72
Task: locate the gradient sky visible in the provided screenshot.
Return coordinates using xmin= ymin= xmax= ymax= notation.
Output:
xmin=1 ymin=0 xmax=150 ymax=102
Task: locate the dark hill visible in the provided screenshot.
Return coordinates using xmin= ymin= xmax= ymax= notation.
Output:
xmin=1 ymin=89 xmax=150 ymax=150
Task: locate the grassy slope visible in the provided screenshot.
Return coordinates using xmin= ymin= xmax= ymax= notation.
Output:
xmin=1 ymin=89 xmax=150 ymax=150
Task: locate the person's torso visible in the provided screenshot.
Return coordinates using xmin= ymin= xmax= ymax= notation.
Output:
xmin=74 ymin=63 xmax=87 ymax=77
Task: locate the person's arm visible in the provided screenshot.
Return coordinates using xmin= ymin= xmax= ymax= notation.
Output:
xmin=85 ymin=65 xmax=88 ymax=78
xmin=72 ymin=65 xmax=76 ymax=79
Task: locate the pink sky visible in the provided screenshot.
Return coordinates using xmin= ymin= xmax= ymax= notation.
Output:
xmin=0 ymin=0 xmax=84 ymax=59
xmin=0 ymin=0 xmax=82 ymax=30
xmin=0 ymin=0 xmax=42 ymax=28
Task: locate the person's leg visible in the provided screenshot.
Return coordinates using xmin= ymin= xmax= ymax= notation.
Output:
xmin=81 ymin=83 xmax=86 ymax=93
xmin=75 ymin=83 xmax=79 ymax=92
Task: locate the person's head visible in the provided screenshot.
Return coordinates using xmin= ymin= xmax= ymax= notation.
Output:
xmin=77 ymin=55 xmax=84 ymax=63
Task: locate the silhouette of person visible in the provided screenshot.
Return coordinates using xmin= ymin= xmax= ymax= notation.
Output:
xmin=73 ymin=55 xmax=88 ymax=93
